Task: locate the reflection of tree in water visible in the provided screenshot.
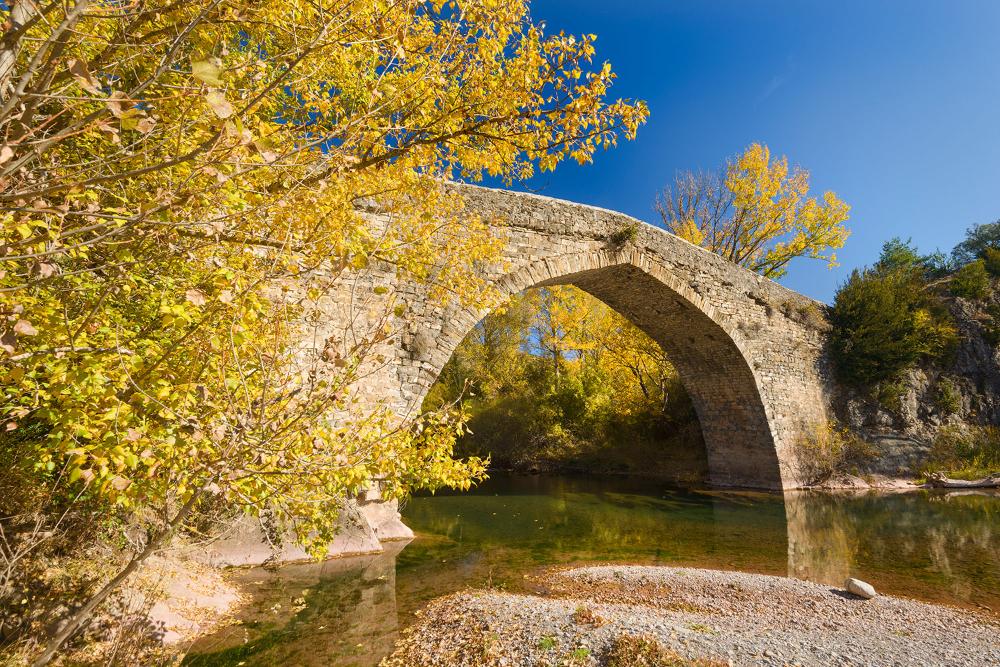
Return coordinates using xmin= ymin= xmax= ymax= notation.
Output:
xmin=405 ymin=479 xmax=791 ymax=575
xmin=186 ymin=542 xmax=405 ymax=667
xmin=785 ymin=491 xmax=1000 ymax=609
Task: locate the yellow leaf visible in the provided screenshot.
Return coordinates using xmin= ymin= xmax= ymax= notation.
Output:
xmin=191 ymin=59 xmax=223 ymax=86
xmin=205 ymin=91 xmax=235 ymax=119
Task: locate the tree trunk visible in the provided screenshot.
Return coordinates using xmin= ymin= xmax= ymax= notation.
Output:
xmin=30 ymin=489 xmax=205 ymax=666
xmin=0 ymin=1 xmax=40 ymax=97
xmin=925 ymin=472 xmax=1000 ymax=489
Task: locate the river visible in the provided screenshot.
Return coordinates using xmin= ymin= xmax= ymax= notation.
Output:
xmin=186 ymin=473 xmax=1000 ymax=666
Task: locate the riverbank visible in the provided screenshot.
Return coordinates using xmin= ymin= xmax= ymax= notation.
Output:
xmin=183 ymin=475 xmax=1000 ymax=665
xmin=143 ymin=556 xmax=244 ymax=646
xmin=382 ymin=565 xmax=1000 ymax=667
xmin=484 ymin=466 xmax=930 ymax=491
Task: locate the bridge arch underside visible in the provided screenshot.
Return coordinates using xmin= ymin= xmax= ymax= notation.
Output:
xmin=548 ymin=264 xmax=782 ymax=489
xmin=417 ymin=260 xmax=785 ymax=491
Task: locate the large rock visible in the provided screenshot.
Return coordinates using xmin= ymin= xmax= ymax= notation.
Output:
xmin=359 ymin=486 xmax=414 ymax=541
xmin=845 ymin=577 xmax=877 ymax=599
xmin=179 ymin=499 xmax=384 ymax=568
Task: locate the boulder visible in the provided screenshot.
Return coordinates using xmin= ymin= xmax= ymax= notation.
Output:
xmin=845 ymin=577 xmax=877 ymax=599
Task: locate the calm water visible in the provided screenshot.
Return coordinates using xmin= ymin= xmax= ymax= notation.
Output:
xmin=187 ymin=474 xmax=1000 ymax=667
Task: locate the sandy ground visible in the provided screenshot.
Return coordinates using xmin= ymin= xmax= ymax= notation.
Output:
xmin=142 ymin=555 xmax=244 ymax=645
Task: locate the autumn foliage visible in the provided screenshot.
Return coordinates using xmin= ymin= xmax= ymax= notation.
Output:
xmin=656 ymin=143 xmax=850 ymax=279
xmin=425 ymin=286 xmax=704 ymax=476
xmin=0 ymin=1 xmax=646 ymax=662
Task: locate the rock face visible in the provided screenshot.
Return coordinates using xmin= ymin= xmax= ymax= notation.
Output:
xmin=845 ymin=577 xmax=877 ymax=599
xmin=180 ymin=486 xmax=411 ymax=568
xmin=834 ymin=292 xmax=1000 ymax=476
xmin=305 ymin=184 xmax=836 ymax=490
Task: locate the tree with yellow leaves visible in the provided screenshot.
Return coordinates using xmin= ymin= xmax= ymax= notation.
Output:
xmin=531 ymin=286 xmax=601 ymax=388
xmin=655 ymin=143 xmax=850 ymax=279
xmin=0 ymin=1 xmax=647 ymax=662
xmin=586 ymin=308 xmax=675 ymax=415
xmin=425 ymin=285 xmax=699 ymax=473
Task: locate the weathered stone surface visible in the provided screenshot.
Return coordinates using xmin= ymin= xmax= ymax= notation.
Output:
xmin=181 ymin=500 xmax=384 ymax=568
xmin=359 ymin=483 xmax=414 ymax=541
xmin=845 ymin=577 xmax=877 ymax=599
xmin=314 ymin=185 xmax=834 ymax=490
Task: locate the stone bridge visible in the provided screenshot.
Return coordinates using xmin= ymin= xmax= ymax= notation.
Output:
xmin=317 ymin=185 xmax=834 ymax=491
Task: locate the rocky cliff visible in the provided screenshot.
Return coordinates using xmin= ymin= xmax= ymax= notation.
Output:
xmin=834 ymin=290 xmax=1000 ymax=476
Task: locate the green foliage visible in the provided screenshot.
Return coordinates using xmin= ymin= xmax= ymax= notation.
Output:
xmin=876 ymin=379 xmax=907 ymax=413
xmin=876 ymin=237 xmax=951 ymax=277
xmin=933 ymin=378 xmax=962 ymax=415
xmin=830 ymin=263 xmax=957 ymax=387
xmin=609 ymin=221 xmax=639 ymax=247
xmin=876 ymin=237 xmax=924 ymax=273
xmin=982 ymin=247 xmax=1000 ymax=277
xmin=953 ymin=220 xmax=1000 ymax=265
xmin=538 ymin=636 xmax=558 ymax=651
xmin=950 ymin=259 xmax=990 ymax=300
xmin=921 ymin=426 xmax=1000 ymax=480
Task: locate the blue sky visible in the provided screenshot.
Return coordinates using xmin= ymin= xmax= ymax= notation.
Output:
xmin=500 ymin=1 xmax=1000 ymax=303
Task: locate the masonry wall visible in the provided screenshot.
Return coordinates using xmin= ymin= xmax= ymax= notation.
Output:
xmin=312 ymin=185 xmax=835 ymax=490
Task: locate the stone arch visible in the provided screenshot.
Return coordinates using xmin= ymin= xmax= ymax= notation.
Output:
xmin=406 ymin=250 xmax=785 ymax=490
xmin=373 ymin=186 xmax=835 ymax=491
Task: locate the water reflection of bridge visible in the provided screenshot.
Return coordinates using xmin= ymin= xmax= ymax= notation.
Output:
xmin=187 ymin=489 xmax=998 ymax=667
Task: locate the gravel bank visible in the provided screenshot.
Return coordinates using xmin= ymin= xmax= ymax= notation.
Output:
xmin=382 ymin=565 xmax=1000 ymax=666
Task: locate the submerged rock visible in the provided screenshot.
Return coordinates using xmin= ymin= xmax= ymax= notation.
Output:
xmin=845 ymin=577 xmax=877 ymax=599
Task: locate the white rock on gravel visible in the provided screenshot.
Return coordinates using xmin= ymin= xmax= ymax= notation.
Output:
xmin=845 ymin=577 xmax=877 ymax=599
